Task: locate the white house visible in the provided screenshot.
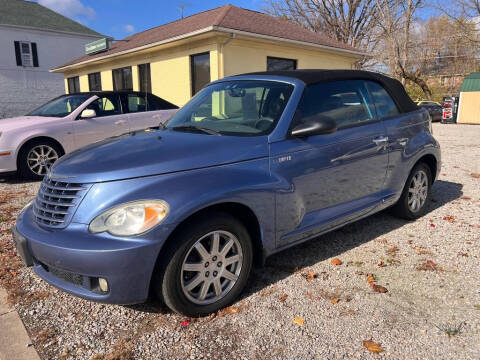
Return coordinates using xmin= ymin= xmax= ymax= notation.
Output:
xmin=0 ymin=0 xmax=104 ymax=118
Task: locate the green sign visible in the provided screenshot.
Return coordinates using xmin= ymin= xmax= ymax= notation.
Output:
xmin=85 ymin=38 xmax=108 ymax=55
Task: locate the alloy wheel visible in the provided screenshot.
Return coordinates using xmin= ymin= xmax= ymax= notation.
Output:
xmin=27 ymin=145 xmax=59 ymax=176
xmin=181 ymin=230 xmax=243 ymax=305
xmin=408 ymin=169 xmax=428 ymax=212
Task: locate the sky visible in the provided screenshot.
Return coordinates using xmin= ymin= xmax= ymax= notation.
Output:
xmin=31 ymin=0 xmax=457 ymax=39
xmin=33 ymin=0 xmax=263 ymax=39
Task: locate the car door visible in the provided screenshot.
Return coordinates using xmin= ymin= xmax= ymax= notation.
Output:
xmin=73 ymin=94 xmax=130 ymax=149
xmin=270 ymin=80 xmax=389 ymax=248
xmin=124 ymin=93 xmax=177 ymax=131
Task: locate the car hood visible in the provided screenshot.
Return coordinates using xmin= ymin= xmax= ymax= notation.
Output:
xmin=0 ymin=116 xmax=59 ymax=131
xmin=50 ymin=129 xmax=269 ymax=183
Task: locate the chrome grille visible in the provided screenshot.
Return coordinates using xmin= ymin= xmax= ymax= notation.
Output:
xmin=33 ymin=178 xmax=89 ymax=228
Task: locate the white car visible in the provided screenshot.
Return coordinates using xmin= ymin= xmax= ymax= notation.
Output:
xmin=0 ymin=91 xmax=178 ymax=179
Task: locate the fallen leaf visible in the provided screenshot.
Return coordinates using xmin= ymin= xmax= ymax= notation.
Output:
xmin=430 ymin=223 xmax=436 ymax=228
xmin=301 ymin=271 xmax=319 ymax=281
xmin=386 ymin=246 xmax=398 ymax=256
xmin=471 ymin=173 xmax=480 ymax=179
xmin=378 ymin=261 xmax=386 ymax=267
xmin=474 ymin=305 xmax=480 ymax=310
xmin=363 ymin=340 xmax=385 ymax=353
xmin=386 ymin=258 xmax=400 ymax=266
xmin=413 ymin=245 xmax=432 ymax=255
xmin=416 ymin=260 xmax=442 ymax=271
xmin=224 ymin=306 xmax=239 ymax=314
xmin=293 ymin=316 xmax=304 ymax=326
xmin=461 ymin=196 xmax=472 ymax=200
xmin=279 ymin=294 xmax=288 ymax=302
xmin=330 ymin=298 xmax=340 ymax=304
xmin=331 ymin=258 xmax=343 ymax=266
xmin=458 ymin=252 xmax=468 ymax=257
xmin=180 ymin=320 xmax=189 ymax=327
xmin=367 ymin=276 xmax=376 ymax=283
xmin=371 ymin=284 xmax=388 ymax=293
xmin=443 ymin=215 xmax=455 ymax=223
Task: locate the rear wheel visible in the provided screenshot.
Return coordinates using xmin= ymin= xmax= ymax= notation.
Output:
xmin=391 ymin=163 xmax=432 ymax=220
xmin=155 ymin=212 xmax=253 ymax=317
xmin=18 ymin=140 xmax=63 ymax=180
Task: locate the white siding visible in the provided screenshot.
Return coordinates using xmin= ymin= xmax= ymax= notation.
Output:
xmin=0 ymin=26 xmax=102 ymax=118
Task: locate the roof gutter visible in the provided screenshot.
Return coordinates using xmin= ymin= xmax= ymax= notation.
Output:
xmin=51 ymin=26 xmax=216 ymax=72
xmin=51 ymin=25 xmax=366 ymax=73
xmin=213 ymin=26 xmax=366 ymax=58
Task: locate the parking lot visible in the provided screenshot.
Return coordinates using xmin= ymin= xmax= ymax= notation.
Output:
xmin=0 ymin=123 xmax=479 ymax=360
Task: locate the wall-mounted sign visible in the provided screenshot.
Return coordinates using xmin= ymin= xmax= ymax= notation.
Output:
xmin=85 ymin=38 xmax=109 ymax=55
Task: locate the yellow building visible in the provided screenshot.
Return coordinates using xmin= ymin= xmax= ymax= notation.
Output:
xmin=52 ymin=5 xmax=364 ymax=107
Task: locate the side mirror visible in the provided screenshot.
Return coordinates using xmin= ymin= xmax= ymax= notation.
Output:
xmin=80 ymin=109 xmax=96 ymax=119
xmin=291 ymin=115 xmax=337 ymax=137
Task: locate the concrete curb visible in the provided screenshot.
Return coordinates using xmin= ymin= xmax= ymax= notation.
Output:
xmin=0 ymin=289 xmax=40 ymax=360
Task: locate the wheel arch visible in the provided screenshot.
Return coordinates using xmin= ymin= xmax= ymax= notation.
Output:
xmin=414 ymin=153 xmax=438 ymax=182
xmin=16 ymin=136 xmax=66 ymax=167
xmin=154 ymin=201 xmax=264 ymax=276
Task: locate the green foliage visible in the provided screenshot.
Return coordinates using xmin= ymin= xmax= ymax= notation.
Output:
xmin=405 ymin=82 xmax=447 ymax=103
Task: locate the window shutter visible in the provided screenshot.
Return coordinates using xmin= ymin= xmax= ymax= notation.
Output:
xmin=14 ymin=41 xmax=22 ymax=66
xmin=31 ymin=42 xmax=39 ymax=67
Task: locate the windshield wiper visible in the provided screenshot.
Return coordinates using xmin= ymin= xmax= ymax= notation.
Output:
xmin=170 ymin=125 xmax=221 ymax=135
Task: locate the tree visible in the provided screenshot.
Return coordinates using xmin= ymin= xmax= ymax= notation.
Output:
xmin=263 ymin=0 xmax=382 ymax=66
xmin=375 ymin=0 xmax=434 ymax=98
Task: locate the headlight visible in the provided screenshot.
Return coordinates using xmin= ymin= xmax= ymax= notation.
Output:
xmin=89 ymin=200 xmax=169 ymax=236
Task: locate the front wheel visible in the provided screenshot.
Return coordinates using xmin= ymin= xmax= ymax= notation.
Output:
xmin=155 ymin=212 xmax=253 ymax=317
xmin=17 ymin=140 xmax=62 ymax=180
xmin=391 ymin=163 xmax=432 ymax=220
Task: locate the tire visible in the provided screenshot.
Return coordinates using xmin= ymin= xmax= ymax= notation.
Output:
xmin=154 ymin=212 xmax=253 ymax=317
xmin=17 ymin=140 xmax=63 ymax=180
xmin=391 ymin=163 xmax=432 ymax=220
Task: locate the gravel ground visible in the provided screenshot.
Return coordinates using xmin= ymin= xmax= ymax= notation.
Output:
xmin=0 ymin=123 xmax=479 ymax=360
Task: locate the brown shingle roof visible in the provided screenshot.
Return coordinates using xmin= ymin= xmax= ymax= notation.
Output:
xmin=54 ymin=5 xmax=361 ymax=70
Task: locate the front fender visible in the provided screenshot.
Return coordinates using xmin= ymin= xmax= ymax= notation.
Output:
xmin=72 ymin=158 xmax=276 ymax=253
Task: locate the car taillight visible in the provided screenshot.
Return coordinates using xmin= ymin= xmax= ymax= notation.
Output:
xmin=443 ymin=103 xmax=452 ymax=108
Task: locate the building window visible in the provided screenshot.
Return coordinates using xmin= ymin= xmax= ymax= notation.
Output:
xmin=112 ymin=66 xmax=133 ymax=91
xmin=14 ymin=41 xmax=39 ymax=67
xmin=267 ymin=57 xmax=297 ymax=71
xmin=138 ymin=63 xmax=151 ymax=93
xmin=88 ymin=72 xmax=102 ymax=91
xmin=67 ymin=76 xmax=80 ymax=93
xmin=191 ymin=52 xmax=210 ymax=95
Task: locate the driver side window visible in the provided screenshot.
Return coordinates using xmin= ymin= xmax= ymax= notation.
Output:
xmin=85 ymin=95 xmax=121 ymax=117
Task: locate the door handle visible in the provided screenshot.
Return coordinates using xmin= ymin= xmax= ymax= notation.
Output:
xmin=115 ymin=120 xmax=127 ymax=125
xmin=372 ymin=136 xmax=389 ymax=146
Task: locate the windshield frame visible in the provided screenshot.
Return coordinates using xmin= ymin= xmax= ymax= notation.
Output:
xmin=165 ymin=78 xmax=300 ymax=138
xmin=27 ymin=94 xmax=91 ymax=118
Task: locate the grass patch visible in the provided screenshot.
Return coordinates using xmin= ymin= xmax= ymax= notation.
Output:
xmin=435 ymin=322 xmax=464 ymax=337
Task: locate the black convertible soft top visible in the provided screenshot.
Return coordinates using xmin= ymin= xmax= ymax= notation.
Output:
xmin=242 ymin=70 xmax=418 ymax=114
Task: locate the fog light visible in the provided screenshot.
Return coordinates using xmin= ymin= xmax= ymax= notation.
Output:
xmin=98 ymin=278 xmax=109 ymax=292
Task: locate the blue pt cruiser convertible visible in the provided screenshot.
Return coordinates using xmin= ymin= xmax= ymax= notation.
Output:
xmin=13 ymin=70 xmax=441 ymax=316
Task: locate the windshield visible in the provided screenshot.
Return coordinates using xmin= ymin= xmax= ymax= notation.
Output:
xmin=28 ymin=95 xmax=91 ymax=117
xmin=166 ymin=80 xmax=294 ymax=136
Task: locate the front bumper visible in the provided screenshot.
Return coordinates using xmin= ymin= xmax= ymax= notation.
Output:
xmin=14 ymin=206 xmax=176 ymax=304
xmin=0 ymin=150 xmax=16 ymax=174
